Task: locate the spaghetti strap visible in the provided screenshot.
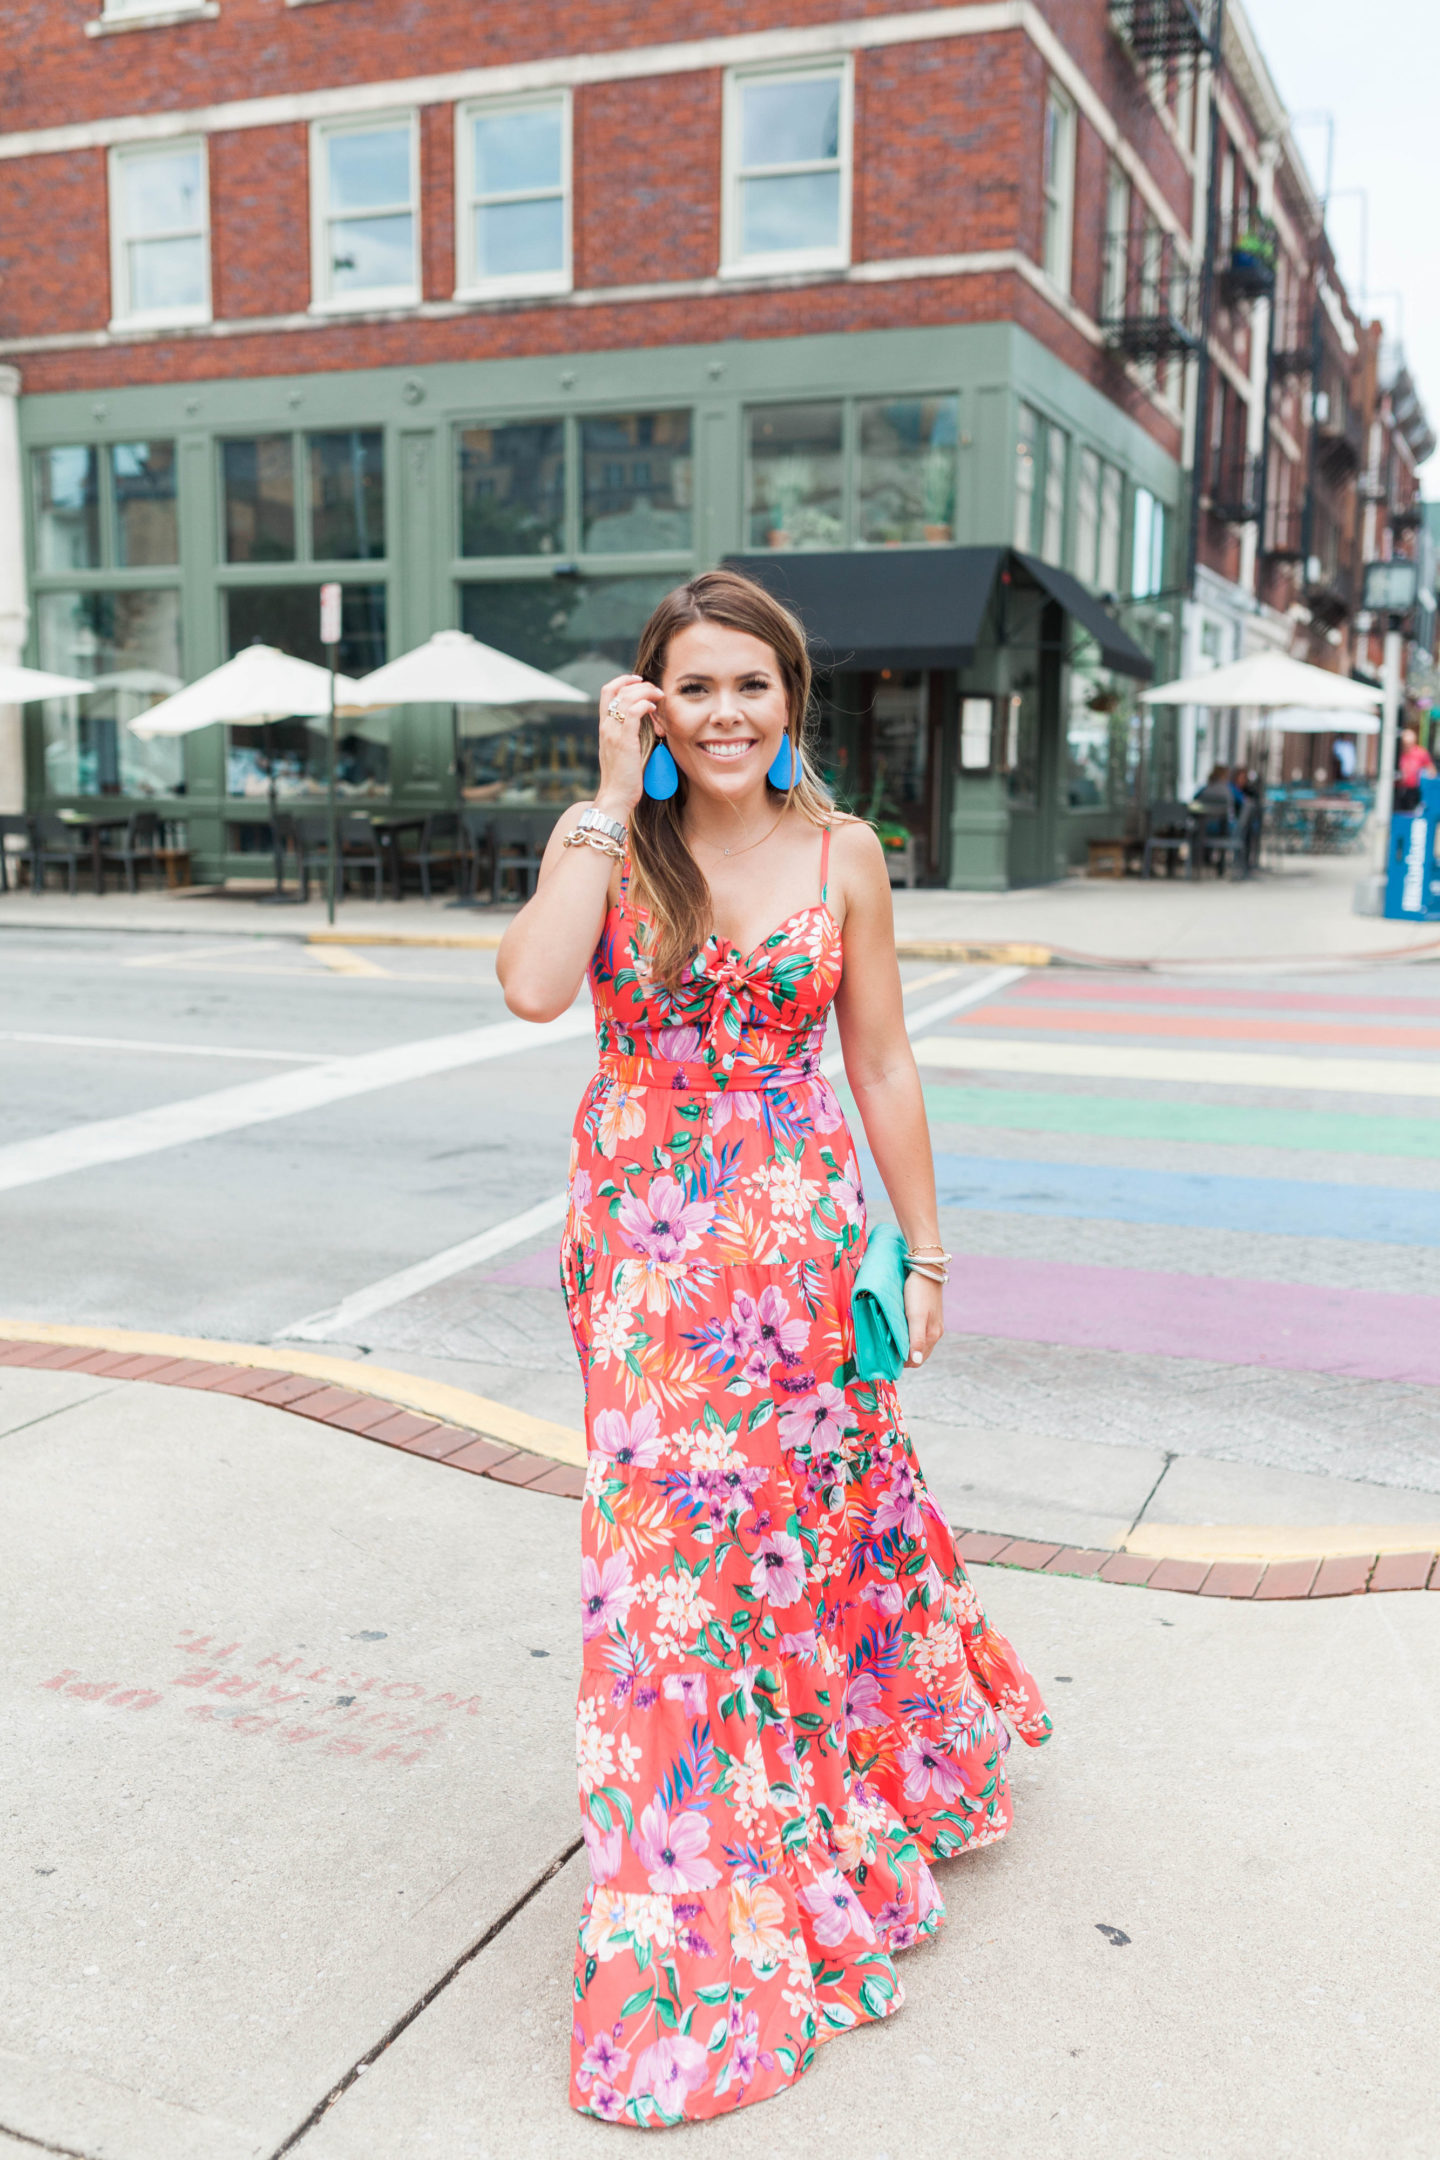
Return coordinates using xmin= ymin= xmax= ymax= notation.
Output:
xmin=819 ymin=823 xmax=832 ymax=905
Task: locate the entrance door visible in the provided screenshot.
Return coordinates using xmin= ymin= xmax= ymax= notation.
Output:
xmin=855 ymin=670 xmax=938 ymax=884
xmin=1005 ymin=598 xmax=1064 ymax=885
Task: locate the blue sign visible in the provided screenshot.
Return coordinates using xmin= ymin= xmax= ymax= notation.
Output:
xmin=1384 ymin=774 xmax=1440 ymax=921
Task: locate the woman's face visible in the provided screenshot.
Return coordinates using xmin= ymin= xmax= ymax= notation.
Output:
xmin=656 ymin=621 xmax=791 ymax=805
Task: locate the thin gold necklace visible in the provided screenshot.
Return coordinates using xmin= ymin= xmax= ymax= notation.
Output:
xmin=689 ymin=813 xmax=784 ymax=860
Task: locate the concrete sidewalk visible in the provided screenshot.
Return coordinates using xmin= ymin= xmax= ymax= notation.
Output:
xmin=2 ymin=1363 xmax=1437 ymax=2160
xmin=3 ymin=851 xmax=1437 ymax=966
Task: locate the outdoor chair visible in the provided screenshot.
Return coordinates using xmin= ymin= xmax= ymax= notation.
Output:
xmin=0 ymin=812 xmax=29 ymax=893
xmin=1142 ymin=800 xmax=1194 ymax=878
xmin=491 ymin=819 xmax=545 ymax=903
xmin=295 ymin=814 xmax=385 ymax=902
xmin=458 ymin=810 xmax=496 ymax=903
xmin=399 ymin=811 xmax=461 ymax=900
xmin=24 ymin=815 xmax=89 ymax=895
xmin=98 ymin=810 xmax=160 ymax=894
xmin=1190 ymin=789 xmax=1250 ymax=879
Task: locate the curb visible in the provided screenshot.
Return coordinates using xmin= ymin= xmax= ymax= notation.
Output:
xmin=2 ymin=1333 xmax=1437 ymax=1600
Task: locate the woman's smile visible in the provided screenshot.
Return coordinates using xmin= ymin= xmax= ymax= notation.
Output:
xmin=695 ymin=737 xmax=758 ymax=762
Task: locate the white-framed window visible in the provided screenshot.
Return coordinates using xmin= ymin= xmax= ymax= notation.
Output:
xmin=310 ymin=112 xmax=419 ymax=312
xmin=1041 ymin=79 xmax=1076 ymax=293
xmin=1098 ymin=462 xmax=1123 ymax=592
xmin=97 ymin=0 xmax=216 ymax=20
xmin=108 ymin=139 xmax=210 ymax=329
xmin=1102 ymin=160 xmax=1130 ymax=322
xmin=1042 ymin=421 xmax=1068 ymax=564
xmin=1132 ymin=486 xmax=1166 ymax=598
xmin=1075 ymin=447 xmax=1101 ymax=585
xmin=455 ymin=93 xmax=571 ymax=299
xmin=723 ymin=60 xmax=851 ymax=275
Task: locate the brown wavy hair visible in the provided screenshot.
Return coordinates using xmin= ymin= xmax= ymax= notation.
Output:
xmin=628 ymin=570 xmax=835 ymax=987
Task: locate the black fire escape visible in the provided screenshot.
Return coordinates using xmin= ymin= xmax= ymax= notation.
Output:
xmin=1108 ymin=0 xmax=1220 ymax=60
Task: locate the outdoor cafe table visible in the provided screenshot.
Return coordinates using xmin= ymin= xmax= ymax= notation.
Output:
xmin=57 ymin=808 xmax=129 ymax=895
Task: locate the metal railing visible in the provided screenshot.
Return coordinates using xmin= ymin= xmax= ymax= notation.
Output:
xmin=1108 ymin=0 xmax=1220 ymax=60
xmin=1207 ymin=450 xmax=1263 ymax=526
xmin=1100 ymin=227 xmax=1202 ymax=359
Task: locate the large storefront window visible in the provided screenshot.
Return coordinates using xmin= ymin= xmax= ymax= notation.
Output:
xmin=459 ymin=420 xmax=565 ymax=556
xmin=580 ymin=412 xmax=692 ymax=553
xmin=746 ymin=403 xmax=844 ymax=549
xmin=112 ymin=441 xmax=178 ymax=566
xmin=309 ymin=430 xmax=385 ymax=559
xmin=856 ymin=397 xmax=957 ymax=545
xmin=34 ymin=442 xmax=179 ymax=572
xmin=223 ymin=437 xmax=296 ymax=563
xmin=458 ymin=574 xmax=676 ymax=801
xmin=36 ymin=589 xmax=184 ymax=797
xmin=223 ymin=584 xmax=389 ymax=798
xmin=221 ymin=431 xmax=387 ymax=564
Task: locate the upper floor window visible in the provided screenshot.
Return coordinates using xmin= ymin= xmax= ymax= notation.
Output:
xmin=1041 ymin=80 xmax=1076 ymax=293
xmin=1132 ymin=487 xmax=1167 ymax=598
xmin=457 ymin=95 xmax=571 ymax=299
xmin=109 ymin=141 xmax=210 ymax=328
xmin=724 ymin=62 xmax=851 ymax=274
xmin=311 ymin=115 xmax=418 ymax=311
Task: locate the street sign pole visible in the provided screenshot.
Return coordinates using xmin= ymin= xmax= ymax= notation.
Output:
xmin=1356 ymin=558 xmax=1421 ymax=915
xmin=320 ymin=583 xmax=342 ymax=927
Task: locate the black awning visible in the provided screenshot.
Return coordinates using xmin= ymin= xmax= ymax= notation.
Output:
xmin=723 ymin=547 xmax=1005 ymax=671
xmin=1012 ymin=552 xmax=1154 ymax=680
xmin=723 ymin=546 xmax=1153 ymax=681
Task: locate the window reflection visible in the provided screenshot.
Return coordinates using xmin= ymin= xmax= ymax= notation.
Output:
xmin=34 ymin=447 xmax=100 ymax=572
xmin=223 ymin=584 xmax=389 ymax=798
xmin=309 ymin=430 xmax=385 ymax=560
xmin=222 ymin=437 xmax=295 ymax=562
xmin=112 ymin=440 xmax=178 ymax=566
xmin=580 ymin=412 xmax=692 ymax=553
xmin=856 ymin=396 xmax=957 ymax=545
xmin=745 ymin=403 xmax=843 ymax=548
xmin=36 ymin=589 xmax=184 ymax=798
xmin=459 ymin=421 xmax=565 ymax=556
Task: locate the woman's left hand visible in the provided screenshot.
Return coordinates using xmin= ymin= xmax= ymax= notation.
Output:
xmin=903 ymin=1270 xmax=945 ymax=1369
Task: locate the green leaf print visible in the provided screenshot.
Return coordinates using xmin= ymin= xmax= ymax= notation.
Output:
xmin=746 ymin=1399 xmax=774 ymax=1431
xmin=706 ymin=2015 xmax=730 ymax=2052
xmin=601 ymin=1784 xmax=634 ymax=1835
xmin=694 ymin=1982 xmax=731 ymax=2006
xmin=859 ymin=1975 xmax=895 ymax=2020
xmin=620 ymin=1986 xmax=655 ymax=2020
xmin=656 ymin=1995 xmax=679 ymax=2030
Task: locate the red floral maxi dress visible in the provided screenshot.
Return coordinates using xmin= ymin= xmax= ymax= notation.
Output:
xmin=562 ymin=832 xmax=1051 ymax=2129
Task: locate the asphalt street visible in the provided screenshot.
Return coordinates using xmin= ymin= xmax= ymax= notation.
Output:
xmin=3 ymin=925 xmax=1440 ymax=1500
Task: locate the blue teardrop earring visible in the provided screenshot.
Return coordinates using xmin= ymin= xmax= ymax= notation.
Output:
xmin=767 ymin=734 xmax=797 ymax=790
xmin=643 ymin=736 xmax=679 ymax=801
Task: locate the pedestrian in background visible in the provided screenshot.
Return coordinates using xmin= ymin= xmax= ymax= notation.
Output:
xmin=498 ymin=570 xmax=1051 ymax=2129
xmin=1396 ymin=726 xmax=1437 ymax=813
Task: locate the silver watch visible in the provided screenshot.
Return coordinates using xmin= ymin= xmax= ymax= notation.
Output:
xmin=576 ymin=807 xmax=628 ymax=846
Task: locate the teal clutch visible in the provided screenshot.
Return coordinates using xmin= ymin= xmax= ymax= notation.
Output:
xmin=852 ymin=1223 xmax=910 ymax=1384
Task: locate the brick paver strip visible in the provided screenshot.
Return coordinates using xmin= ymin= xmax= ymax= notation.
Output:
xmin=1310 ymin=1555 xmax=1375 ymax=1598
xmin=1147 ymin=1559 xmax=1211 ymax=1594
xmin=1043 ymin=1548 xmax=1109 ymax=1578
xmin=2 ymin=1341 xmax=1438 ymax=1598
xmin=997 ymin=1541 xmax=1062 ymax=1572
xmin=1369 ymin=1551 xmax=1435 ymax=1593
xmin=1098 ymin=1553 xmax=1160 ymax=1586
xmin=1253 ymin=1559 xmax=1320 ymax=1600
xmin=1198 ymin=1560 xmax=1264 ymax=1599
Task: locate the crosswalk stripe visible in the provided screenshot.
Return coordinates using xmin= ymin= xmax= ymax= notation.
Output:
xmin=914 ymin=1036 xmax=1440 ymax=1098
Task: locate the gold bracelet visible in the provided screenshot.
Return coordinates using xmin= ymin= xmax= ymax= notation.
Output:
xmin=904 ymin=1259 xmax=950 ymax=1285
xmin=561 ymin=829 xmax=625 ymax=861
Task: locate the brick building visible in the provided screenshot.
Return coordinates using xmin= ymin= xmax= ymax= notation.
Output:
xmin=0 ymin=0 xmax=1418 ymax=889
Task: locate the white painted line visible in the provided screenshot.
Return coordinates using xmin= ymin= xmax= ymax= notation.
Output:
xmin=913 ymin=1035 xmax=1440 ymax=1097
xmin=0 ymin=1030 xmax=327 ymax=1064
xmin=0 ymin=1004 xmax=594 ymax=1194
xmin=283 ymin=965 xmax=1032 ymax=1339
xmin=280 ymin=1193 xmax=572 ymax=1343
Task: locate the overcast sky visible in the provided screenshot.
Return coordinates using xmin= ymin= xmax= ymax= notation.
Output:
xmin=1241 ymin=0 xmax=1439 ymax=485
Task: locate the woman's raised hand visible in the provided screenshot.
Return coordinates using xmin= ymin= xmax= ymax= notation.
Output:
xmin=595 ymin=674 xmax=662 ymax=819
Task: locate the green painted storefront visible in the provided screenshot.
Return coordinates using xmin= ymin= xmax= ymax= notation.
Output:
xmin=18 ymin=320 xmax=1180 ymax=889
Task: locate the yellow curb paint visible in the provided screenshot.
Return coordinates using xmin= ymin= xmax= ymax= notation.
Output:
xmin=0 ymin=1320 xmax=586 ymax=1470
xmin=1122 ymin=1523 xmax=1440 ymax=1563
xmin=302 ymin=930 xmax=1053 ymax=966
xmin=307 ymin=930 xmax=504 ymax=951
xmin=311 ymin=945 xmax=391 ymax=977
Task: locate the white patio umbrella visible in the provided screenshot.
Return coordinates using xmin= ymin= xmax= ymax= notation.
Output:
xmin=350 ymin=631 xmax=589 ymax=908
xmin=1141 ymin=649 xmax=1382 ymax=713
xmin=1266 ymin=707 xmax=1380 ymax=736
xmin=127 ymin=644 xmax=365 ymax=905
xmin=0 ymin=662 xmax=94 ymax=702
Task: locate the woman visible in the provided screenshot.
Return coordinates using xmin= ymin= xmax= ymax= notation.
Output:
xmin=498 ymin=571 xmax=1051 ymax=2129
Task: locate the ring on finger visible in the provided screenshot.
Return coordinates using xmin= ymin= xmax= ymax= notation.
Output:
xmin=607 ymin=699 xmax=627 ymax=722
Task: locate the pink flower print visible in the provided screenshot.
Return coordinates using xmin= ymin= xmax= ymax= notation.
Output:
xmin=777 ymin=1383 xmax=849 ymax=1455
xmin=798 ymin=1867 xmax=877 ymax=1949
xmin=580 ymin=1551 xmax=634 ymax=1641
xmin=617 ymin=1177 xmax=715 ymax=1264
xmin=569 ymin=1167 xmax=593 ymax=1215
xmin=863 ymin=1578 xmax=906 ymax=1615
xmin=915 ymin=1856 xmax=944 ymax=1923
xmin=662 ymin=1672 xmax=709 ymax=1716
xmin=733 ymin=1286 xmax=809 ymax=1379
xmin=832 ymin=1152 xmax=864 ymax=1223
xmin=591 ymin=1403 xmax=663 ymax=1469
xmin=749 ymin=1530 xmax=806 ymax=1609
xmin=898 ymin=1739 xmax=967 ymax=1807
xmin=711 ymin=1088 xmax=764 ymax=1133
xmin=578 ymin=2030 xmax=629 ymax=2090
xmin=588 ymin=2082 xmax=625 ymax=2122
xmin=727 ymin=2008 xmax=762 ymax=2090
xmin=583 ymin=1817 xmax=622 ymax=1885
xmin=629 ymin=2033 xmax=710 ymax=2113
xmin=633 ymin=1802 xmax=721 ymax=1893
xmin=655 ymin=1024 xmax=702 ymax=1063
xmin=842 ymin=1668 xmax=886 ymax=1734
xmin=872 ymin=1466 xmax=926 ymax=1541
xmin=777 ymin=1627 xmax=818 ymax=1661
xmin=596 ymin=1084 xmax=646 ymax=1158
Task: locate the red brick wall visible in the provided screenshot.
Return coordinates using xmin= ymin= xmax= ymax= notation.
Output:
xmin=575 ymin=72 xmax=721 ymax=290
xmin=855 ymin=34 xmax=1026 ymax=264
xmin=0 ymin=146 xmax=109 ymax=340
xmin=211 ymin=125 xmax=309 ymax=321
